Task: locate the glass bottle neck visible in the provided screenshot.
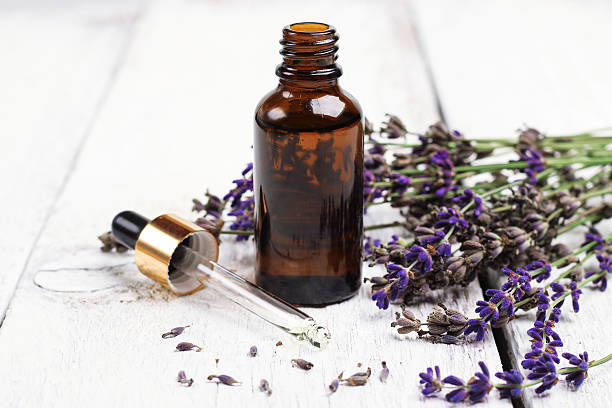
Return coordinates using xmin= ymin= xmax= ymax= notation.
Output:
xmin=276 ymin=22 xmax=342 ymax=82
xmin=278 ymin=78 xmax=338 ymax=90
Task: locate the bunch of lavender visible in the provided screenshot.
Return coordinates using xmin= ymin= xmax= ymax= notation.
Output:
xmin=364 ymin=118 xmax=612 ymax=307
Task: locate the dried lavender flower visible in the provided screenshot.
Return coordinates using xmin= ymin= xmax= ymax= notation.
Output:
xmin=162 ymin=325 xmax=190 ymax=339
xmin=328 ymin=378 xmax=339 ymax=393
xmin=207 ymin=374 xmax=241 ymax=386
xmin=259 ymin=379 xmax=272 ymax=395
xmin=98 ymin=231 xmax=128 ymax=253
xmin=341 ymin=367 xmax=371 ymax=386
xmin=380 ymin=361 xmax=389 ymax=383
xmin=291 ymin=358 xmax=314 ymax=370
xmin=177 ymin=370 xmax=193 ymax=387
xmin=249 ymin=345 xmax=258 ymax=357
xmin=175 ymin=342 xmax=202 ymax=352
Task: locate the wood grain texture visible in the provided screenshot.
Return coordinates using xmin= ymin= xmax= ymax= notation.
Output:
xmin=0 ymin=0 xmax=142 ymax=323
xmin=413 ymin=0 xmax=612 ymax=406
xmin=0 ymin=0 xmax=509 ymax=406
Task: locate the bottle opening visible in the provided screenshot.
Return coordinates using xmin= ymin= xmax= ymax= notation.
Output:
xmin=278 ymin=22 xmax=341 ymax=81
xmin=289 ymin=22 xmax=330 ymax=33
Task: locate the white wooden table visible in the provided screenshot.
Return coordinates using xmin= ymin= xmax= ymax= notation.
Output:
xmin=1 ymin=0 xmax=611 ymax=406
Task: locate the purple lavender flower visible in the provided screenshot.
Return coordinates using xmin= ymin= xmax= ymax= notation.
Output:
xmin=586 ymin=253 xmax=612 ymax=291
xmin=466 ymin=362 xmax=493 ymax=403
xmin=452 ymin=189 xmax=483 ymax=217
xmin=241 ymin=162 xmax=253 ymax=175
xmin=525 ymin=353 xmax=558 ymax=394
xmin=582 ymin=232 xmax=604 ymax=251
xmin=562 ymin=351 xmax=590 ymax=388
xmin=372 ymin=289 xmax=390 ymax=310
xmin=222 ymin=163 xmax=255 ymax=241
xmin=390 ymin=172 xmax=411 ymax=194
xmin=473 ymin=289 xmax=513 ymax=329
xmin=520 ymin=148 xmax=545 ymax=183
xmin=415 ymin=228 xmax=451 ymax=257
xmin=423 ymin=149 xmax=456 ymax=196
xmin=371 ymin=263 xmax=410 ymax=309
xmin=501 ymin=267 xmax=531 ymax=301
xmin=534 ymin=291 xmax=551 ymax=321
xmin=416 ymin=228 xmax=444 ymax=246
xmin=475 ymin=300 xmax=499 ymax=324
xmin=495 ymin=369 xmax=523 ymax=399
xmin=419 ymin=366 xmax=443 ymax=396
xmin=434 ymin=208 xmax=469 ymax=232
xmin=363 ymin=236 xmax=381 ymax=256
xmin=437 ymin=241 xmax=452 ymax=257
xmin=405 ymin=245 xmax=434 ymax=274
xmin=551 ymin=281 xmax=582 ymax=312
xmin=441 ymin=375 xmax=467 ymax=402
xmin=526 ymin=259 xmax=552 ymax=283
xmin=464 ymin=318 xmax=486 ymax=341
xmin=486 ymin=289 xmax=514 ymax=318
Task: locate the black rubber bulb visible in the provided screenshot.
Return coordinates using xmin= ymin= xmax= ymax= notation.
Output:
xmin=111 ymin=211 xmax=150 ymax=249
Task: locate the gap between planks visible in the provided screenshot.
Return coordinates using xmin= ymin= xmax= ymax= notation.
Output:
xmin=0 ymin=2 xmax=146 ymax=328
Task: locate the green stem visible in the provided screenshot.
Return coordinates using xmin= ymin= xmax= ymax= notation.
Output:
xmin=547 ymin=250 xmax=593 ymax=288
xmin=558 ymin=213 xmax=604 ymax=235
xmin=364 ymin=222 xmax=404 ymax=231
xmin=542 ymin=167 xmax=604 ymax=194
xmin=399 ymin=157 xmax=612 ymax=176
xmin=579 ymin=186 xmax=612 ymax=201
xmin=547 ymin=208 xmax=564 ymax=222
xmin=492 ymin=205 xmax=513 ymax=213
xmin=220 ymin=230 xmax=253 ymax=235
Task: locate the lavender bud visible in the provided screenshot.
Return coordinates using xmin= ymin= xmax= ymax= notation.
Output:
xmin=380 ymin=361 xmax=389 ymax=383
xmin=369 ymin=277 xmax=389 ymax=286
xmin=551 ymin=243 xmax=571 ymax=257
xmin=465 ymin=251 xmax=484 ymax=266
xmin=259 ymin=379 xmax=272 ymax=395
xmin=441 ymin=334 xmax=460 ymax=344
xmin=415 ymin=226 xmax=436 ymax=235
xmin=397 ymin=326 xmax=417 ymax=334
xmin=402 ymin=308 xmax=416 ymax=320
xmin=162 ymin=325 xmax=190 ymax=339
xmin=461 ymin=240 xmax=484 ymax=251
xmin=569 ymin=266 xmax=584 ymax=282
xmin=175 ymin=342 xmax=202 ymax=352
xmin=449 ymin=313 xmax=467 ymax=327
xmin=207 ymin=374 xmax=241 ymax=386
xmin=249 ymin=345 xmax=257 ymax=357
xmin=342 ymin=367 xmax=371 ymax=386
xmin=291 ymin=359 xmax=314 ymax=370
xmin=177 ymin=370 xmax=194 ymax=387
xmin=445 ymin=257 xmax=465 ymax=272
xmin=427 ymin=310 xmax=449 ymax=326
xmin=328 ymin=378 xmax=339 ymax=393
xmin=350 ymin=367 xmax=372 ymax=378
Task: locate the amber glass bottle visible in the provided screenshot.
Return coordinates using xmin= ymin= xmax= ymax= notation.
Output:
xmin=253 ymin=22 xmax=363 ymax=306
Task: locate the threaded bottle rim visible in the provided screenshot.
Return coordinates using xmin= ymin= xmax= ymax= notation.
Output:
xmin=276 ymin=22 xmax=342 ymax=81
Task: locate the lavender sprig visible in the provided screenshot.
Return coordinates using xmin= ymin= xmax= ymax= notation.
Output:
xmin=420 ymin=353 xmax=612 ymax=403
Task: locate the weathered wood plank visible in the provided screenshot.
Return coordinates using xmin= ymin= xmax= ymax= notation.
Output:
xmin=413 ymin=0 xmax=612 ymax=406
xmin=0 ymin=1 xmax=508 ymax=406
xmin=0 ymin=1 xmax=142 ymax=324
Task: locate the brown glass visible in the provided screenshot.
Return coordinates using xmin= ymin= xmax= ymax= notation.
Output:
xmin=253 ymin=22 xmax=364 ymax=305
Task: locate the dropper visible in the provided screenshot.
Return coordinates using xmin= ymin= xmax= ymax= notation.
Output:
xmin=111 ymin=211 xmax=331 ymax=348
